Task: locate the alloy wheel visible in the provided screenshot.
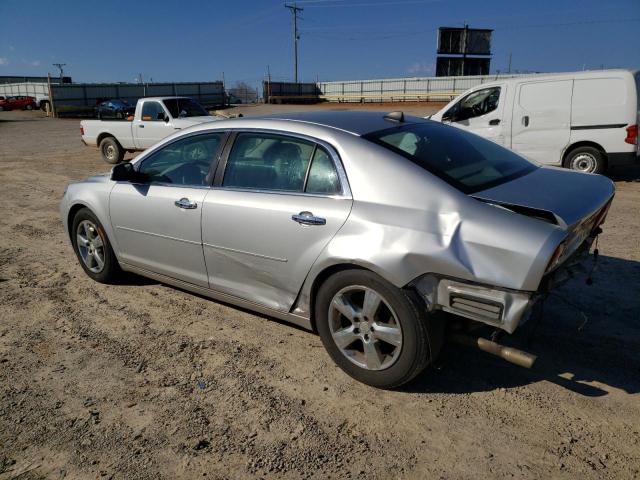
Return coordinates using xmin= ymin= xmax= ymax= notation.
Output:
xmin=76 ymin=220 xmax=106 ymax=273
xmin=328 ymin=285 xmax=403 ymax=371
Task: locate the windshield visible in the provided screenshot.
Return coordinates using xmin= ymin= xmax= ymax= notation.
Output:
xmin=364 ymin=122 xmax=537 ymax=194
xmin=162 ymin=98 xmax=209 ymax=118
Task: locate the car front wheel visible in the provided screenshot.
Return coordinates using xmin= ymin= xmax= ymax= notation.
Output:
xmin=316 ymin=269 xmax=443 ymax=388
xmin=71 ymin=208 xmax=120 ymax=283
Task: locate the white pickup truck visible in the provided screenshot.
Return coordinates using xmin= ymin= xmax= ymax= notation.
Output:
xmin=80 ymin=96 xmax=219 ymax=163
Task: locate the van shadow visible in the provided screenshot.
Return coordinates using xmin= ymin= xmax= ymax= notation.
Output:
xmin=609 ymin=164 xmax=640 ymax=182
xmin=405 ymin=254 xmax=640 ymax=397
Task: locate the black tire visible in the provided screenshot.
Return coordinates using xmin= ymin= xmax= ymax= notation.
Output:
xmin=315 ymin=269 xmax=444 ymax=389
xmin=26 ymin=104 xmax=33 ymax=111
xmin=99 ymin=136 xmax=124 ymax=164
xmin=563 ymin=146 xmax=606 ymax=174
xmin=71 ymin=208 xmax=121 ymax=284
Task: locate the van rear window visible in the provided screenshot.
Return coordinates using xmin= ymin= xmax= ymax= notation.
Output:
xmin=364 ymin=122 xmax=537 ymax=194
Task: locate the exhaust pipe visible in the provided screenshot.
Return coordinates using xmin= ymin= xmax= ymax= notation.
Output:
xmin=451 ymin=334 xmax=537 ymax=369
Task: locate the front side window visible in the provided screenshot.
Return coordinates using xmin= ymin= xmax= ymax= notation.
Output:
xmin=445 ymin=86 xmax=501 ymax=122
xmin=137 ymin=133 xmax=224 ymax=186
xmin=141 ymin=101 xmax=165 ymax=121
xmin=223 ymin=133 xmax=315 ymax=192
xmin=365 ymin=122 xmax=536 ymax=194
xmin=162 ymin=98 xmax=209 ymax=118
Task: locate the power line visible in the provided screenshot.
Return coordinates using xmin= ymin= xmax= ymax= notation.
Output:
xmin=285 ymin=3 xmax=304 ymax=83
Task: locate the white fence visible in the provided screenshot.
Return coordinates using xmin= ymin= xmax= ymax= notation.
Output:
xmin=317 ymin=74 xmax=523 ymax=102
xmin=0 ymin=82 xmax=49 ymax=99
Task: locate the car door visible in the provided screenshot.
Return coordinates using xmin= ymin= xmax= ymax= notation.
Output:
xmin=201 ymin=131 xmax=353 ymax=312
xmin=511 ymin=80 xmax=572 ymax=165
xmin=442 ymin=85 xmax=506 ymax=145
xmin=133 ymin=100 xmax=176 ymax=149
xmin=109 ymin=131 xmax=226 ymax=286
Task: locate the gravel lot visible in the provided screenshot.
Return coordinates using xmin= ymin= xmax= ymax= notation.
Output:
xmin=1 ymin=107 xmax=639 ymax=479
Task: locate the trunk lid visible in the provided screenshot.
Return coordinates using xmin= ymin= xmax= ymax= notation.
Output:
xmin=472 ymin=166 xmax=614 ymax=228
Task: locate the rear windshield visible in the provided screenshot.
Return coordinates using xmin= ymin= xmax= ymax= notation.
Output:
xmin=364 ymin=122 xmax=536 ymax=194
xmin=162 ymin=98 xmax=209 ymax=118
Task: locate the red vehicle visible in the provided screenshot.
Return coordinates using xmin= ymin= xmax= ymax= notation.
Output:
xmin=0 ymin=95 xmax=37 ymax=111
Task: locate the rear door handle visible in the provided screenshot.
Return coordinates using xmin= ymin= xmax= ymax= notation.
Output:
xmin=139 ymin=124 xmax=145 ymax=128
xmin=489 ymin=119 xmax=500 ymax=126
xmin=522 ymin=115 xmax=530 ymax=127
xmin=174 ymin=197 xmax=197 ymax=209
xmin=292 ymin=211 xmax=326 ymax=226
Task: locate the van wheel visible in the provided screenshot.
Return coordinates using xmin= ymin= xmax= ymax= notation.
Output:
xmin=315 ymin=269 xmax=444 ymax=389
xmin=99 ymin=137 xmax=124 ymax=164
xmin=564 ymin=146 xmax=606 ymax=174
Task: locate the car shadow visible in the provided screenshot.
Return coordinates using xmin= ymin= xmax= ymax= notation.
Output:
xmin=609 ymin=164 xmax=640 ymax=182
xmin=404 ymin=254 xmax=640 ymax=397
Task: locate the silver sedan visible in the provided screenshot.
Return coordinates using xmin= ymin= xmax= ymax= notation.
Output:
xmin=60 ymin=111 xmax=614 ymax=388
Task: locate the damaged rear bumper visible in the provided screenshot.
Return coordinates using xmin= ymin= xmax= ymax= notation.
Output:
xmin=412 ymin=236 xmax=596 ymax=334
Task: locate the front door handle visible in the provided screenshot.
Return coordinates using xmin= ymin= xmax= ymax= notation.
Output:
xmin=139 ymin=124 xmax=145 ymax=128
xmin=522 ymin=115 xmax=530 ymax=127
xmin=489 ymin=119 xmax=500 ymax=126
xmin=174 ymin=197 xmax=197 ymax=209
xmin=292 ymin=211 xmax=326 ymax=226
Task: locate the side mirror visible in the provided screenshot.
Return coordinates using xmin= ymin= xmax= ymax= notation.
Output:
xmin=111 ymin=162 xmax=141 ymax=182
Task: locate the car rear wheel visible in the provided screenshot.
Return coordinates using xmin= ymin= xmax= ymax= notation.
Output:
xmin=316 ymin=269 xmax=443 ymax=388
xmin=99 ymin=136 xmax=124 ymax=164
xmin=564 ymin=146 xmax=606 ymax=174
xmin=26 ymin=104 xmax=33 ymax=111
xmin=71 ymin=208 xmax=120 ymax=283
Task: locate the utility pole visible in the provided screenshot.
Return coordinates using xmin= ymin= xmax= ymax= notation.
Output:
xmin=52 ymin=63 xmax=66 ymax=83
xmin=285 ymin=3 xmax=303 ymax=83
xmin=507 ymin=52 xmax=512 ymax=74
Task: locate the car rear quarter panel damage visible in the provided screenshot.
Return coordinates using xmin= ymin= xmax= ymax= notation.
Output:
xmin=294 ymin=137 xmax=566 ymax=319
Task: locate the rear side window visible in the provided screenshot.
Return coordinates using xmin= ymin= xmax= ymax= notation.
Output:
xmin=365 ymin=122 xmax=536 ymax=194
xmin=223 ymin=133 xmax=315 ymax=192
xmin=305 ymin=147 xmax=340 ymax=194
xmin=141 ymin=101 xmax=165 ymax=121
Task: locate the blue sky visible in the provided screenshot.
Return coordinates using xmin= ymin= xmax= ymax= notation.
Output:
xmin=0 ymin=0 xmax=638 ymax=88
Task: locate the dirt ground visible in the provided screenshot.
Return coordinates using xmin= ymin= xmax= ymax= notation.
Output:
xmin=0 ymin=107 xmax=639 ymax=480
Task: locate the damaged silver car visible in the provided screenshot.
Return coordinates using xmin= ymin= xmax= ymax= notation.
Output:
xmin=60 ymin=111 xmax=614 ymax=388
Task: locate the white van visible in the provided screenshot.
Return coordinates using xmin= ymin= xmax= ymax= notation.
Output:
xmin=430 ymin=69 xmax=639 ymax=173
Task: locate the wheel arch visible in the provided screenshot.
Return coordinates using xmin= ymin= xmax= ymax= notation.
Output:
xmin=562 ymin=141 xmax=608 ymax=167
xmin=303 ymin=261 xmax=407 ymax=333
xmin=96 ymin=132 xmax=120 ymax=148
xmin=66 ymin=202 xmax=92 ymax=241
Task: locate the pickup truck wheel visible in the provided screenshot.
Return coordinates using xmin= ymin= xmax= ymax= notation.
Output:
xmin=99 ymin=137 xmax=124 ymax=164
xmin=564 ymin=146 xmax=606 ymax=174
xmin=316 ymin=269 xmax=444 ymax=389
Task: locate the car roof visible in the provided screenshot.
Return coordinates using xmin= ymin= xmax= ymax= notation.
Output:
xmin=256 ymin=110 xmax=429 ymax=136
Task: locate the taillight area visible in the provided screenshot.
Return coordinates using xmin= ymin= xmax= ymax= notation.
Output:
xmin=625 ymin=124 xmax=638 ymax=145
xmin=545 ymin=242 xmax=566 ymax=274
xmin=80 ymin=126 xmax=84 ymax=136
xmin=594 ymin=198 xmax=613 ymax=227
